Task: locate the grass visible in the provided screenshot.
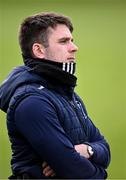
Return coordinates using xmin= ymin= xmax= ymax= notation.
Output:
xmin=0 ymin=0 xmax=126 ymax=178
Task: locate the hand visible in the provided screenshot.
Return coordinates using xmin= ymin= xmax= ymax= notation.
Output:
xmin=74 ymin=144 xmax=90 ymax=159
xmin=42 ymin=161 xmax=56 ymax=177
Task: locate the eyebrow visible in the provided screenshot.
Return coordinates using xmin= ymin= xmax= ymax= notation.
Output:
xmin=58 ymin=37 xmax=74 ymax=42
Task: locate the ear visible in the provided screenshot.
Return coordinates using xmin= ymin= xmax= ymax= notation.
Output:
xmin=32 ymin=43 xmax=45 ymax=58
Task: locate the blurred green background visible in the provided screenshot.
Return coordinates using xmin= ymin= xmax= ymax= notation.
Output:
xmin=0 ymin=0 xmax=126 ymax=179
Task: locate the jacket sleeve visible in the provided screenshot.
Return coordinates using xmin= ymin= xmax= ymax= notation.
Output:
xmin=86 ymin=116 xmax=110 ymax=169
xmin=15 ymin=95 xmax=107 ymax=179
xmin=78 ymin=97 xmax=111 ymax=169
xmin=85 ymin=117 xmax=111 ymax=168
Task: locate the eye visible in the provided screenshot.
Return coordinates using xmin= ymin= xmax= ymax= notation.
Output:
xmin=59 ymin=39 xmax=68 ymax=44
xmin=58 ymin=38 xmax=74 ymax=44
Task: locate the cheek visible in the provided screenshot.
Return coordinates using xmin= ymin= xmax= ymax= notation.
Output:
xmin=52 ymin=46 xmax=66 ymax=58
xmin=56 ymin=50 xmax=67 ymax=60
xmin=45 ymin=45 xmax=68 ymax=62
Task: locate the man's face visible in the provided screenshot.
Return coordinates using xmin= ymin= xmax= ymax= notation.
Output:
xmin=43 ymin=24 xmax=78 ymax=63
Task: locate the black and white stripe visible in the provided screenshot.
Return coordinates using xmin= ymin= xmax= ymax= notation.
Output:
xmin=62 ymin=62 xmax=75 ymax=74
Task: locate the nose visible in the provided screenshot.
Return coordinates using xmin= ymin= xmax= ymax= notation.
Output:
xmin=69 ymin=42 xmax=78 ymax=52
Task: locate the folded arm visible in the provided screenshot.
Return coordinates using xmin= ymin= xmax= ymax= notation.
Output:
xmin=84 ymin=117 xmax=111 ymax=168
xmin=15 ymin=95 xmax=107 ymax=179
xmin=75 ymin=95 xmax=111 ymax=169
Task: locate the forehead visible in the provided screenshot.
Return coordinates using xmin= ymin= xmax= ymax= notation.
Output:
xmin=48 ymin=24 xmax=73 ymax=39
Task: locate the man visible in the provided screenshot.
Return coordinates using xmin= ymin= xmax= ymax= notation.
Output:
xmin=0 ymin=12 xmax=110 ymax=179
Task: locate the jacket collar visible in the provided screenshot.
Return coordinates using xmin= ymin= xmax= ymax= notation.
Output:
xmin=24 ymin=57 xmax=77 ymax=97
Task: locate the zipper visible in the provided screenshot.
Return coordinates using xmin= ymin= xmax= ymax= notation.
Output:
xmin=62 ymin=95 xmax=88 ymax=138
xmin=75 ymin=101 xmax=88 ymax=119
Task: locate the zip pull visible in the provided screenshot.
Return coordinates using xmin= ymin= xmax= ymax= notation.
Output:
xmin=75 ymin=101 xmax=88 ymax=119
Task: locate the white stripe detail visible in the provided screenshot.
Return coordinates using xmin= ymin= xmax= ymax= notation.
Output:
xmin=67 ymin=63 xmax=70 ymax=73
xmin=62 ymin=63 xmax=66 ymax=71
xmin=70 ymin=63 xmax=73 ymax=74
xmin=38 ymin=85 xmax=44 ymax=90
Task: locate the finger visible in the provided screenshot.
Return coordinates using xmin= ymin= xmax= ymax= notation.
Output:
xmin=44 ymin=169 xmax=55 ymax=177
xmin=43 ymin=166 xmax=55 ymax=176
xmin=43 ymin=165 xmax=52 ymax=174
xmin=42 ymin=161 xmax=48 ymax=168
xmin=42 ymin=163 xmax=56 ymax=177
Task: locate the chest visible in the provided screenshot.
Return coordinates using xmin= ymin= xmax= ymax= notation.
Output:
xmin=54 ymin=94 xmax=89 ymax=144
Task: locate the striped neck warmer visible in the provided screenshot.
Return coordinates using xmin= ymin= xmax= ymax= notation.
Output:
xmin=23 ymin=57 xmax=76 ymax=75
xmin=23 ymin=57 xmax=77 ymax=88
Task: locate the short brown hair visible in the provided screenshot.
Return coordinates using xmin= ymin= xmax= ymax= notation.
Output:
xmin=19 ymin=12 xmax=73 ymax=58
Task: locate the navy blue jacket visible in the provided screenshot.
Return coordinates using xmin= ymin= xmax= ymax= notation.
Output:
xmin=0 ymin=65 xmax=110 ymax=179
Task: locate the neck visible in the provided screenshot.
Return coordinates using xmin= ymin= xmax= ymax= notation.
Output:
xmin=23 ymin=57 xmax=76 ymax=75
xmin=23 ymin=57 xmax=77 ymax=97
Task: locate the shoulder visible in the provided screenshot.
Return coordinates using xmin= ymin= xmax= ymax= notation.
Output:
xmin=15 ymin=94 xmax=56 ymax=117
xmin=9 ymin=83 xmax=62 ymax=115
